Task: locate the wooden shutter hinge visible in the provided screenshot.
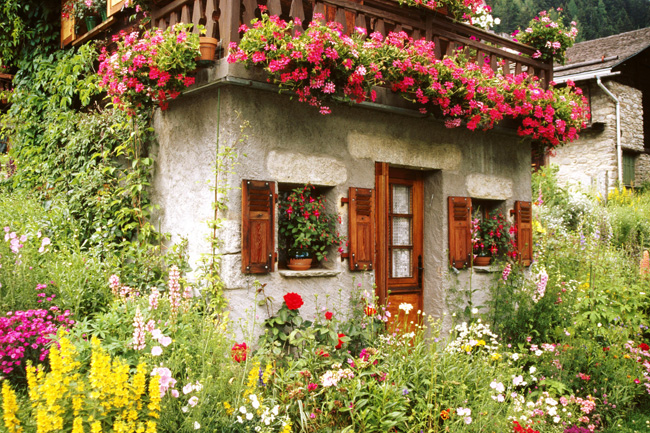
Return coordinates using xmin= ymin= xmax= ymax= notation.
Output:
xmin=340 ymin=197 xmax=349 ymax=205
xmin=340 ymin=252 xmax=350 ymax=261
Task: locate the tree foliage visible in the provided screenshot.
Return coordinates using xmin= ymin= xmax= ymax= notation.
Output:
xmin=487 ymin=0 xmax=650 ymax=41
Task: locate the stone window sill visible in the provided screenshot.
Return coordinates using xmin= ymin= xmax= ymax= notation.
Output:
xmin=472 ymin=265 xmax=500 ymax=273
xmin=279 ymin=269 xmax=342 ymax=278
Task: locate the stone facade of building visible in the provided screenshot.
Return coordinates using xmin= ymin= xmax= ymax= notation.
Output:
xmin=550 ymin=78 xmax=647 ymax=195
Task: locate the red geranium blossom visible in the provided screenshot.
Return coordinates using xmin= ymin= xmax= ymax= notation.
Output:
xmin=638 ymin=343 xmax=649 ymax=351
xmin=284 ymin=292 xmax=304 ymax=310
xmin=231 ymin=342 xmax=248 ymax=363
xmin=335 ymin=333 xmax=346 ymax=350
xmin=325 ymin=311 xmax=333 ymax=320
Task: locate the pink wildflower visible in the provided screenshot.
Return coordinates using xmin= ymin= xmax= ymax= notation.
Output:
xmin=132 ymin=307 xmax=146 ymax=350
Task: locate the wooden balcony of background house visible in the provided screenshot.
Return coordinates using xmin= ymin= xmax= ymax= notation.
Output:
xmin=60 ymin=0 xmax=553 ymax=88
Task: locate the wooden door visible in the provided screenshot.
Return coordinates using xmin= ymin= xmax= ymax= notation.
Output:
xmin=375 ymin=163 xmax=423 ymax=332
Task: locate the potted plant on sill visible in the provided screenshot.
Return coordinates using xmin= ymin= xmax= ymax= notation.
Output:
xmin=471 ymin=208 xmax=516 ymax=266
xmin=63 ymin=0 xmax=108 ymax=32
xmin=278 ymin=184 xmax=345 ymax=270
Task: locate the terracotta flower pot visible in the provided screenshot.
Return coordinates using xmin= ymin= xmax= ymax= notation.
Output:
xmin=288 ymin=258 xmax=313 ymax=271
xmin=198 ymin=37 xmax=219 ymax=62
xmin=473 ymin=256 xmax=492 ymax=266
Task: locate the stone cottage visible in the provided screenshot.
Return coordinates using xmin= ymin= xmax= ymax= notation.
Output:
xmin=63 ymin=0 xmax=544 ymax=327
xmin=549 ymin=27 xmax=650 ymax=194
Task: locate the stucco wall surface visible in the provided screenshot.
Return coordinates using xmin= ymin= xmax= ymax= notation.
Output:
xmin=151 ymin=81 xmax=532 ymax=336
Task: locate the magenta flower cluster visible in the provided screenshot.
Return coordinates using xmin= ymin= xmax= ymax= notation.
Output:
xmin=98 ymin=24 xmax=199 ymax=115
xmin=0 ymin=305 xmax=74 ymax=375
xmin=229 ymin=13 xmax=589 ymax=149
xmin=513 ymin=8 xmax=578 ymax=65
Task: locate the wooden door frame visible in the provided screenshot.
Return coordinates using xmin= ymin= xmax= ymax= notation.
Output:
xmin=374 ymin=162 xmax=424 ymax=309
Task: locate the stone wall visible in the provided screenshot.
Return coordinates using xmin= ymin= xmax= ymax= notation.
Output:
xmin=549 ymin=78 xmax=646 ymax=195
xmin=150 ymin=67 xmax=532 ymax=335
xmin=638 ymin=154 xmax=650 ymax=185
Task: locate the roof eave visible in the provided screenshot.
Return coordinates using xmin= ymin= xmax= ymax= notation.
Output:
xmin=611 ymin=44 xmax=650 ymax=71
xmin=553 ymin=68 xmax=621 ymax=84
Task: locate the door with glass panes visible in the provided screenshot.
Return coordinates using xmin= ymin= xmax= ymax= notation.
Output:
xmin=375 ymin=163 xmax=423 ymax=330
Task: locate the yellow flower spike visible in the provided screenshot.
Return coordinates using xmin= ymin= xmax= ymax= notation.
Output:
xmin=72 ymin=396 xmax=83 ymax=416
xmin=72 ymin=417 xmax=84 ymax=433
xmin=263 ymin=363 xmax=273 ymax=382
xmin=145 ymin=420 xmax=157 ymax=433
xmin=2 ymin=382 xmax=23 ymax=433
xmin=26 ymin=364 xmax=38 ymax=403
xmin=111 ymin=360 xmax=131 ymax=409
xmin=91 ymin=420 xmax=102 ymax=433
xmin=133 ymin=363 xmax=147 ymax=399
xmin=148 ymin=376 xmax=161 ymax=418
xmin=89 ymin=339 xmax=113 ymax=405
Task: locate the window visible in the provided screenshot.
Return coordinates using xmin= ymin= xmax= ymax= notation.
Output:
xmin=448 ymin=197 xmax=532 ymax=268
xmin=241 ymin=179 xmax=375 ymax=274
xmin=276 ymin=183 xmax=339 ymax=269
xmin=622 ymin=152 xmax=636 ymax=187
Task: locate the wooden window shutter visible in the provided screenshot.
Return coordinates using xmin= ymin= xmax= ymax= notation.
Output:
xmin=348 ymin=187 xmax=375 ymax=271
xmin=241 ymin=180 xmax=275 ymax=274
xmin=514 ymin=201 xmax=533 ymax=266
xmin=60 ymin=0 xmax=75 ymax=48
xmin=448 ymin=196 xmax=472 ymax=269
xmin=108 ymin=0 xmax=126 ymax=16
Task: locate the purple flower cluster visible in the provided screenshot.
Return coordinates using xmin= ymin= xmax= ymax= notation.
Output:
xmin=0 ymin=306 xmax=74 ymax=375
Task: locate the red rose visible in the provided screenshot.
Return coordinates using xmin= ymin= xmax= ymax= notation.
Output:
xmin=325 ymin=311 xmax=333 ymax=320
xmin=639 ymin=343 xmax=650 ymax=351
xmin=335 ymin=333 xmax=345 ymax=350
xmin=284 ymin=292 xmax=303 ymax=310
xmin=231 ymin=342 xmax=248 ymax=363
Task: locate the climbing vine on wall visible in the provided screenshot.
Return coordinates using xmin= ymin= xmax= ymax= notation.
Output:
xmin=1 ymin=40 xmax=176 ymax=288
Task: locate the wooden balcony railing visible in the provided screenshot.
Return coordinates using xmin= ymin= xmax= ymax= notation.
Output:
xmin=63 ymin=0 xmax=553 ymax=87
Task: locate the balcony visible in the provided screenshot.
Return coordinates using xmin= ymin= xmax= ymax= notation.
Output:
xmin=61 ymin=0 xmax=552 ymax=87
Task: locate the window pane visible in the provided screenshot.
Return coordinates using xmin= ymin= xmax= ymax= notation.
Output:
xmin=392 ymin=185 xmax=411 ymax=214
xmin=392 ymin=249 xmax=412 ymax=278
xmin=392 ymin=217 xmax=412 ymax=246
